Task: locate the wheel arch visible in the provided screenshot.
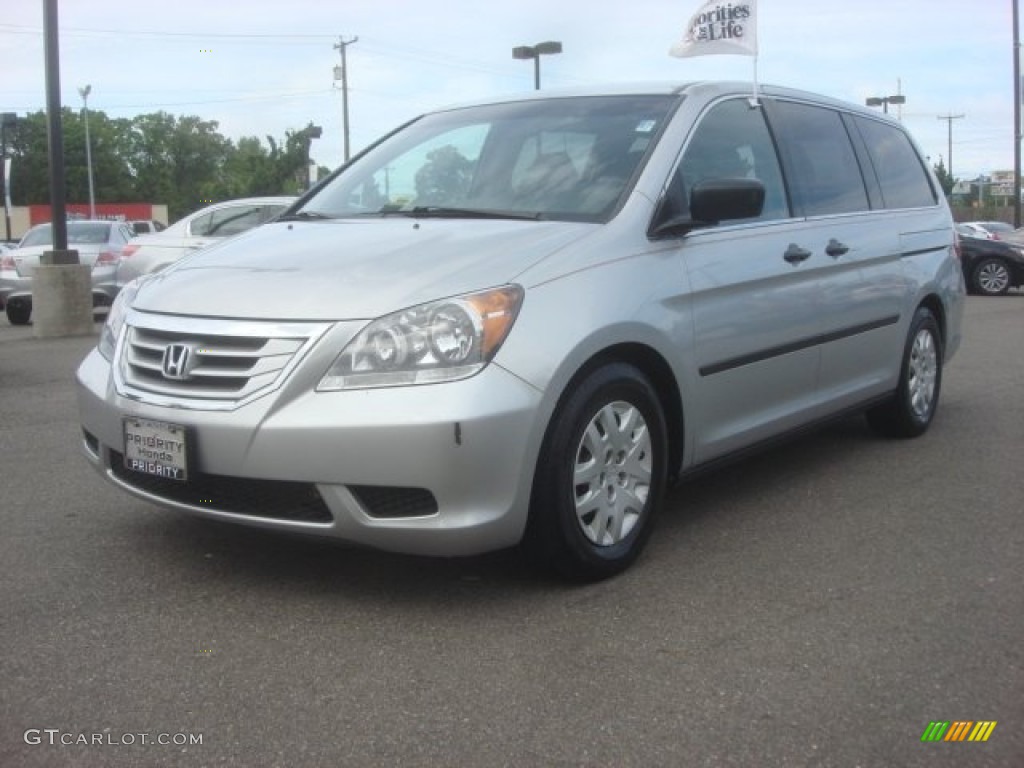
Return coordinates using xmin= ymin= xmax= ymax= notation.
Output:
xmin=550 ymin=342 xmax=685 ymax=482
xmin=917 ymin=293 xmax=947 ymax=354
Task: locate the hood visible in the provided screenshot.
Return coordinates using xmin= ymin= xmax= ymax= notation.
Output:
xmin=132 ymin=218 xmax=595 ymax=320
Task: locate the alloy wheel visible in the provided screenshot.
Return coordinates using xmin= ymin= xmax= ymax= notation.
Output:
xmin=907 ymin=328 xmax=938 ymax=421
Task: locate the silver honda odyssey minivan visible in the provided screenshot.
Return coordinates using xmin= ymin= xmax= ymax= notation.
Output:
xmin=77 ymin=82 xmax=965 ymax=580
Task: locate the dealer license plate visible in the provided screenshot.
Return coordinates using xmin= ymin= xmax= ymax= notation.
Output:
xmin=123 ymin=417 xmax=189 ymax=482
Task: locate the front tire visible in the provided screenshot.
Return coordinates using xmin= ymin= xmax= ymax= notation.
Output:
xmin=972 ymin=257 xmax=1011 ymax=296
xmin=525 ymin=363 xmax=668 ymax=580
xmin=866 ymin=307 xmax=942 ymax=438
xmin=6 ymin=299 xmax=31 ymax=326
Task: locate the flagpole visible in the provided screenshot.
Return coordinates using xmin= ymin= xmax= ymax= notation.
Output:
xmin=751 ymin=54 xmax=760 ymax=106
xmin=670 ymin=1 xmax=761 ymax=101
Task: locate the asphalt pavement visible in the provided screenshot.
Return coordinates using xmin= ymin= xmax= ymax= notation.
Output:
xmin=1 ymin=295 xmax=1021 ymax=767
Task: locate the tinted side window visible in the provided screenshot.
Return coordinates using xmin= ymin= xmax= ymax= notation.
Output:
xmin=769 ymin=102 xmax=869 ymax=217
xmin=675 ymin=99 xmax=789 ymax=222
xmin=853 ymin=117 xmax=937 ymax=209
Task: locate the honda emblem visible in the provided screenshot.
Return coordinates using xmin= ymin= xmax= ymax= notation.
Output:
xmin=161 ymin=343 xmax=196 ymax=381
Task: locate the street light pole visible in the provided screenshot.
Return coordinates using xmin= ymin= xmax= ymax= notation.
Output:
xmin=1 ymin=112 xmax=16 ymax=242
xmin=512 ymin=41 xmax=563 ymax=90
xmin=78 ymin=84 xmax=96 ymax=219
xmin=1013 ymin=0 xmax=1021 ymax=227
xmin=865 ymin=94 xmax=906 ymax=116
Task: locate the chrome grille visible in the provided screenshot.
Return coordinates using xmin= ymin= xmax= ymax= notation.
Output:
xmin=116 ymin=314 xmax=330 ymax=408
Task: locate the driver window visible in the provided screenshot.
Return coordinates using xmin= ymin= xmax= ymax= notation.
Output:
xmin=675 ymin=99 xmax=789 ymax=223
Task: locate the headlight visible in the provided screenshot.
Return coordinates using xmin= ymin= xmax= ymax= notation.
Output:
xmin=98 ymin=280 xmax=140 ymax=361
xmin=318 ymin=285 xmax=524 ymax=390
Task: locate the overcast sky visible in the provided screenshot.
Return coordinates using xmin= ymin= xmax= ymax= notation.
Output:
xmin=0 ymin=0 xmax=1017 ymax=181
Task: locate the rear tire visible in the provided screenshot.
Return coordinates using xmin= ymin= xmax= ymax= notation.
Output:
xmin=6 ymin=299 xmax=31 ymax=326
xmin=866 ymin=307 xmax=942 ymax=438
xmin=525 ymin=363 xmax=668 ymax=581
xmin=971 ymin=257 xmax=1011 ymax=296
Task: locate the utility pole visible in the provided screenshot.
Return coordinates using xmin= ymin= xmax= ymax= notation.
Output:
xmin=1013 ymin=0 xmax=1021 ymax=226
xmin=937 ymin=113 xmax=966 ymax=181
xmin=333 ymin=36 xmax=358 ymax=163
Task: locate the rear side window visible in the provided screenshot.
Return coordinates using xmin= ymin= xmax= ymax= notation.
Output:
xmin=769 ymin=101 xmax=870 ymax=217
xmin=852 ymin=117 xmax=937 ymax=209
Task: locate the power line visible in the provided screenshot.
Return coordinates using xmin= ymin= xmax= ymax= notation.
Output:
xmin=0 ymin=22 xmax=568 ymax=83
xmin=0 ymin=22 xmax=335 ymax=42
xmin=5 ymin=88 xmax=335 ymax=113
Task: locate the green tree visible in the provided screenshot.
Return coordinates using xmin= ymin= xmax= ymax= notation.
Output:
xmin=7 ymin=108 xmax=321 ymax=221
xmin=127 ymin=113 xmax=234 ymax=220
xmin=8 ymin=108 xmax=136 ymax=206
xmin=221 ymin=136 xmax=277 ymax=198
xmin=414 ymin=145 xmax=473 ymax=205
xmin=5 ymin=110 xmax=50 ymax=205
xmin=933 ymin=157 xmax=955 ymax=197
xmin=274 ymin=123 xmax=326 ymax=195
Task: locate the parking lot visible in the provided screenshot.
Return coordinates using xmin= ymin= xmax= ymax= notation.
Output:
xmin=1 ymin=294 xmax=1021 ymax=767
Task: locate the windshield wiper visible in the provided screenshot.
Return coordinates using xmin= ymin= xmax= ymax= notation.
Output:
xmin=403 ymin=206 xmax=543 ymax=221
xmin=277 ymin=210 xmax=334 ymax=222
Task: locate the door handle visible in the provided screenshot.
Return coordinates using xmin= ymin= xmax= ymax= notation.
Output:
xmin=825 ymin=239 xmax=850 ymax=258
xmin=784 ymin=244 xmax=812 ymax=264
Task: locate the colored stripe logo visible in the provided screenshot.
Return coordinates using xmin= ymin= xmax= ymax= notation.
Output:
xmin=921 ymin=721 xmax=997 ymax=742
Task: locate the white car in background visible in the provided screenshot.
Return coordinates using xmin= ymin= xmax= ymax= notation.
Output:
xmin=956 ymin=221 xmax=1014 ymax=240
xmin=128 ymin=220 xmax=167 ymax=235
xmin=2 ymin=220 xmax=135 ymax=325
xmin=116 ymin=197 xmax=295 ymax=286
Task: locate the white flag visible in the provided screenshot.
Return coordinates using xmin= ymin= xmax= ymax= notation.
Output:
xmin=670 ymin=0 xmax=758 ymax=58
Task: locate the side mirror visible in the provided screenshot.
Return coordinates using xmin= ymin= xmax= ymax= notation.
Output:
xmin=649 ymin=177 xmax=766 ymax=238
xmin=690 ymin=178 xmax=765 ymax=223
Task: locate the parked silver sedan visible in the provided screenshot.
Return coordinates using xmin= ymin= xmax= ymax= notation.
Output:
xmin=115 ymin=197 xmax=295 ymax=287
xmin=1 ymin=220 xmax=134 ymax=325
xmin=78 ymin=83 xmax=964 ymax=579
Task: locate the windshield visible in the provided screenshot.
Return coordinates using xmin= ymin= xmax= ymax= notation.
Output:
xmin=20 ymin=222 xmax=113 ymax=247
xmin=302 ymin=95 xmax=678 ymax=223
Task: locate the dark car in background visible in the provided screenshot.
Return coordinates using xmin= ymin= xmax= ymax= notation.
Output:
xmin=958 ymin=235 xmax=1024 ymax=295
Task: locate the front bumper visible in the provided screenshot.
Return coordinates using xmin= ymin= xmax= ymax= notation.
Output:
xmin=76 ymin=336 xmax=545 ymax=557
